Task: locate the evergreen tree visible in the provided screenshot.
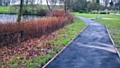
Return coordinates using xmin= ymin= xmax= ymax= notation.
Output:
xmin=71 ymin=0 xmax=87 ymax=12
xmin=96 ymin=0 xmax=99 ymax=4
xmin=110 ymin=0 xmax=114 ymax=7
xmin=0 ymin=0 xmax=2 ymax=5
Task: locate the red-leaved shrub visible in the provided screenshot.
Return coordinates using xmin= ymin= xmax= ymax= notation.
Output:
xmin=0 ymin=10 xmax=74 ymax=47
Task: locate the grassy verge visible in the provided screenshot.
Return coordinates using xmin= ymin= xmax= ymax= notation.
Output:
xmin=0 ymin=17 xmax=86 ymax=68
xmin=0 ymin=6 xmax=10 ymax=13
xmin=96 ymin=19 xmax=120 ymax=51
xmin=73 ymin=12 xmax=98 ymax=18
xmin=74 ymin=12 xmax=120 ymax=52
xmin=73 ymin=12 xmax=120 ymax=19
xmin=0 ymin=5 xmax=63 ymax=13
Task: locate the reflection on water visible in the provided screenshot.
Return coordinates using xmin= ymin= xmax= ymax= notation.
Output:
xmin=0 ymin=14 xmax=38 ymax=23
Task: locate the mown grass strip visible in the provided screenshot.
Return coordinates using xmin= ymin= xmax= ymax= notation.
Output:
xmin=73 ymin=12 xmax=120 ymax=19
xmin=0 ymin=6 xmax=10 ymax=13
xmin=0 ymin=17 xmax=86 ymax=68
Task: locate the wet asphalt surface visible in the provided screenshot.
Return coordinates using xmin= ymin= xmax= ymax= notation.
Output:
xmin=44 ymin=17 xmax=120 ymax=68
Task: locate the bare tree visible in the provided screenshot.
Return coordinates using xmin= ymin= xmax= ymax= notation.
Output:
xmin=64 ymin=0 xmax=73 ymax=13
xmin=46 ymin=0 xmax=57 ymax=12
xmin=25 ymin=0 xmax=29 ymax=4
xmin=0 ymin=0 xmax=2 ymax=5
xmin=115 ymin=0 xmax=120 ymax=13
xmin=64 ymin=0 xmax=67 ymax=13
xmin=2 ymin=0 xmax=10 ymax=6
xmin=17 ymin=0 xmax=24 ymax=22
xmin=36 ymin=0 xmax=39 ymax=4
xmin=16 ymin=0 xmax=24 ymax=44
xmin=104 ymin=0 xmax=109 ymax=9
xmin=40 ymin=0 xmax=42 ymax=5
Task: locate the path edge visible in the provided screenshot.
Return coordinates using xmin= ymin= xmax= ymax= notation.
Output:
xmin=105 ymin=25 xmax=120 ymax=58
xmin=42 ymin=24 xmax=88 ymax=68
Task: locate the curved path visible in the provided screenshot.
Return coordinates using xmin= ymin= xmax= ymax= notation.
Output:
xmin=43 ymin=17 xmax=120 ymax=68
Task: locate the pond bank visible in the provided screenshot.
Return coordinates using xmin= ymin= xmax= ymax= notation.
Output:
xmin=0 ymin=14 xmax=39 ymax=22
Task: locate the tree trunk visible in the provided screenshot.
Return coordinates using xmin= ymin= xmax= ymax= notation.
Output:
xmin=46 ymin=0 xmax=57 ymax=12
xmin=17 ymin=0 xmax=24 ymax=45
xmin=46 ymin=0 xmax=52 ymax=12
xmin=17 ymin=0 xmax=24 ymax=23
xmin=64 ymin=0 xmax=67 ymax=13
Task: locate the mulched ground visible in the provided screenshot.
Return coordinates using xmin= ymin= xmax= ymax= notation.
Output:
xmin=0 ymin=30 xmax=60 ymax=63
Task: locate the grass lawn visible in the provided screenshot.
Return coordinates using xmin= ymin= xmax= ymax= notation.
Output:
xmin=96 ymin=19 xmax=120 ymax=51
xmin=0 ymin=17 xmax=86 ymax=68
xmin=0 ymin=5 xmax=63 ymax=14
xmin=0 ymin=6 xmax=20 ymax=13
xmin=0 ymin=6 xmax=10 ymax=13
xmin=73 ymin=12 xmax=120 ymax=19
xmin=74 ymin=12 xmax=120 ymax=52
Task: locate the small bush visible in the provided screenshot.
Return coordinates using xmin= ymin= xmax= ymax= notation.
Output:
xmin=23 ymin=9 xmax=31 ymax=15
xmin=79 ymin=10 xmax=84 ymax=13
xmin=99 ymin=11 xmax=107 ymax=14
xmin=99 ymin=11 xmax=110 ymax=14
xmin=92 ymin=11 xmax=98 ymax=14
xmin=52 ymin=10 xmax=66 ymax=17
xmin=37 ymin=9 xmax=50 ymax=16
xmin=52 ymin=10 xmax=74 ymax=23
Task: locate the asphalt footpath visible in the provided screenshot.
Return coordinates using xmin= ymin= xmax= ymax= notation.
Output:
xmin=43 ymin=16 xmax=120 ymax=68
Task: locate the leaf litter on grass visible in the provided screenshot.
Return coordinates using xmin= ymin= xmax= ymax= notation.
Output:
xmin=0 ymin=30 xmax=60 ymax=67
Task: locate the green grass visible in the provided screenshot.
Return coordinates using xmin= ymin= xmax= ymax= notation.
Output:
xmin=0 ymin=5 xmax=63 ymax=14
xmin=0 ymin=17 xmax=86 ymax=68
xmin=73 ymin=12 xmax=120 ymax=19
xmin=74 ymin=12 xmax=98 ymax=18
xmin=74 ymin=12 xmax=120 ymax=51
xmin=0 ymin=6 xmax=10 ymax=13
xmin=96 ymin=19 xmax=120 ymax=49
